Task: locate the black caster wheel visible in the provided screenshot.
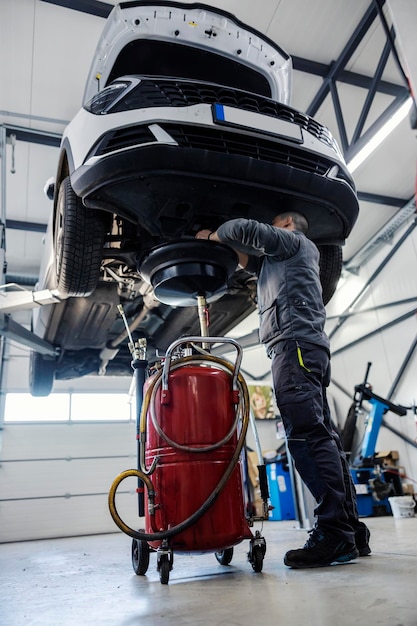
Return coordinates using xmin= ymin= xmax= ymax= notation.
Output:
xmin=215 ymin=548 xmax=234 ymax=565
xmin=251 ymin=545 xmax=264 ymax=573
xmin=131 ymin=536 xmax=150 ymax=575
xmin=159 ymin=554 xmax=171 ymax=585
xmin=248 ymin=531 xmax=266 ymax=573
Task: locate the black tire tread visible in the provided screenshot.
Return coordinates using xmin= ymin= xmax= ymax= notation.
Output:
xmin=251 ymin=546 xmax=264 ymax=572
xmin=131 ymin=538 xmax=150 ymax=575
xmin=56 ymin=177 xmax=105 ymax=297
xmin=159 ymin=556 xmax=170 ymax=585
xmin=341 ymin=402 xmax=359 ymax=453
xmin=318 ymin=244 xmax=343 ymax=305
xmin=29 ymin=351 xmax=56 ymax=397
xmin=215 ymin=548 xmax=234 ymax=565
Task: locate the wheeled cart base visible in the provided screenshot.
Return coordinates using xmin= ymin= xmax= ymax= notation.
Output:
xmin=131 ymin=530 xmax=267 ymax=584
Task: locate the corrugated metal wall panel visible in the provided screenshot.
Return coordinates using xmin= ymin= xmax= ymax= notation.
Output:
xmin=0 ymin=494 xmax=135 ymax=543
xmin=0 ymin=423 xmax=137 ymax=542
xmin=0 ymin=423 xmax=136 ymax=460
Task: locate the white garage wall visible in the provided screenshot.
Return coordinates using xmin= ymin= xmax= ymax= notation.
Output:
xmin=0 ymin=422 xmax=137 ymax=543
xmin=327 ymin=215 xmax=417 ymax=489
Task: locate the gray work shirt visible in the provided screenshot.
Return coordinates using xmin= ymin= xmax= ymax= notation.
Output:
xmin=217 ymin=218 xmax=330 ymax=355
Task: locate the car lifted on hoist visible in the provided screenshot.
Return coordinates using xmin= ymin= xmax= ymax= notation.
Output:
xmin=30 ymin=1 xmax=359 ymax=396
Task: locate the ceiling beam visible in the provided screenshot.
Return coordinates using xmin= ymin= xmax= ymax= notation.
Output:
xmin=357 ymin=192 xmax=406 ymax=207
xmin=331 ymin=307 xmax=417 ymax=356
xmin=330 ymin=217 xmax=417 ymax=340
xmin=344 ymin=197 xmax=416 ymax=273
xmin=327 ymin=296 xmax=417 ymax=321
xmin=351 ymin=33 xmax=392 ymax=145
xmin=387 ymin=334 xmax=417 ymax=400
xmin=40 ymin=0 xmax=112 ymax=18
xmin=305 ymin=2 xmax=380 ymax=117
xmin=298 ymin=1 xmax=412 ymax=162
xmin=292 ymin=57 xmax=407 ymax=99
xmin=344 ymin=91 xmax=410 ymax=163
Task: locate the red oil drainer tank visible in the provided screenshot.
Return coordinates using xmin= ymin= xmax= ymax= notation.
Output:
xmin=143 ymin=358 xmax=253 ymax=552
xmin=108 ymin=336 xmax=269 ymax=583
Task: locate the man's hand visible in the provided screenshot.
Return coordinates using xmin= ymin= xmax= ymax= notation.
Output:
xmin=195 ymin=229 xmax=213 ymax=240
xmin=196 ymin=228 xmax=248 ymax=269
xmin=196 ymin=229 xmax=220 ymax=242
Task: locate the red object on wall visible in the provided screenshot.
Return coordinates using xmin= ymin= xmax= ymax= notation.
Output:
xmin=144 ymin=364 xmax=253 ymax=552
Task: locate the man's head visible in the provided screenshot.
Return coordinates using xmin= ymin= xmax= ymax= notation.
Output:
xmin=272 ymin=212 xmax=308 ymax=234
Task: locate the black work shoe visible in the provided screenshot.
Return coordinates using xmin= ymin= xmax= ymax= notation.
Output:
xmin=355 ymin=523 xmax=371 ymax=556
xmin=284 ymin=528 xmax=359 ymax=569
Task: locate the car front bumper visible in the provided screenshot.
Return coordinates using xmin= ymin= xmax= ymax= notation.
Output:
xmin=72 ymin=140 xmax=358 ymax=246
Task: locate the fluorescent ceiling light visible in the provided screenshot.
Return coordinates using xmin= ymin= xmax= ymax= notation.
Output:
xmin=347 ymin=97 xmax=413 ymax=173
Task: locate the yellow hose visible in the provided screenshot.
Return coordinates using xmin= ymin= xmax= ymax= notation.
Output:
xmin=108 ymin=469 xmax=155 ymax=536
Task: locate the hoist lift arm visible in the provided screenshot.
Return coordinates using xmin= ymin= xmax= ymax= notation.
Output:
xmin=0 ymin=286 xmax=62 ymax=356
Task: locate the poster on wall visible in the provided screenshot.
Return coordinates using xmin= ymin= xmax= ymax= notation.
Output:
xmin=247 ymin=384 xmax=276 ymax=419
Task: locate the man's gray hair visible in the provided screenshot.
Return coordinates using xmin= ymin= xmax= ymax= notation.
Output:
xmin=276 ymin=211 xmax=309 ymax=234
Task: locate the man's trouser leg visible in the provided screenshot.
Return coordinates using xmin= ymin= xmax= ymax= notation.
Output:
xmin=271 ymin=341 xmax=354 ymax=543
xmin=322 ymin=387 xmax=363 ymax=528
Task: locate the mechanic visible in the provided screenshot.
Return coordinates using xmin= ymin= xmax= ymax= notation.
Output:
xmin=196 ymin=212 xmax=370 ymax=568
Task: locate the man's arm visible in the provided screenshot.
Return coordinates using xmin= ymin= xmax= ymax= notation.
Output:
xmin=217 ymin=218 xmax=298 ymax=258
xmin=195 ymin=228 xmax=249 ymax=269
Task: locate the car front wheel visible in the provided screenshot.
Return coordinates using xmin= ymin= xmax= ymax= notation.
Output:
xmin=55 ymin=177 xmax=105 ymax=297
xmin=318 ymin=244 xmax=343 ymax=305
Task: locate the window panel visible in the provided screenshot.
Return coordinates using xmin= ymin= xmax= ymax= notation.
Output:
xmin=4 ymin=394 xmax=70 ymax=422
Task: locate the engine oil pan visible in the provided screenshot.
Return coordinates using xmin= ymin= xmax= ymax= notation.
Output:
xmin=137 ymin=240 xmax=238 ymax=306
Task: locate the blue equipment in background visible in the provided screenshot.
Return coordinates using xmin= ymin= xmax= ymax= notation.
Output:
xmin=343 ymin=362 xmax=407 ymax=516
xmin=265 ymin=457 xmax=296 ymax=521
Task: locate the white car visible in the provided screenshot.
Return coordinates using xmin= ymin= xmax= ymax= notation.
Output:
xmin=30 ymin=1 xmax=359 ymax=396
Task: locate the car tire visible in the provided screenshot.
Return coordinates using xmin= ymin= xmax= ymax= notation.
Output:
xmin=341 ymin=401 xmax=358 ymax=453
xmin=55 ymin=177 xmax=105 ymax=297
xmin=29 ymin=351 xmax=56 ymax=397
xmin=318 ymin=244 xmax=343 ymax=305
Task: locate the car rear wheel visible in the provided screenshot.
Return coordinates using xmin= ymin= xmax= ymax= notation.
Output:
xmin=55 ymin=177 xmax=105 ymax=297
xmin=29 ymin=351 xmax=56 ymax=397
xmin=318 ymin=244 xmax=343 ymax=305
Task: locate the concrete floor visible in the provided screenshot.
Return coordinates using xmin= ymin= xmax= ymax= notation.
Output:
xmin=1 ymin=516 xmax=417 ymax=626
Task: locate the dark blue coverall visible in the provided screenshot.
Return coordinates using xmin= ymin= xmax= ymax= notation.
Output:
xmin=217 ymin=218 xmax=361 ymax=543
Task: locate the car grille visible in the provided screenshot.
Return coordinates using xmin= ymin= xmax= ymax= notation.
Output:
xmin=90 ymin=122 xmax=332 ymax=176
xmin=110 ymin=78 xmax=338 ymax=152
xmin=162 ymin=124 xmax=331 ymax=175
